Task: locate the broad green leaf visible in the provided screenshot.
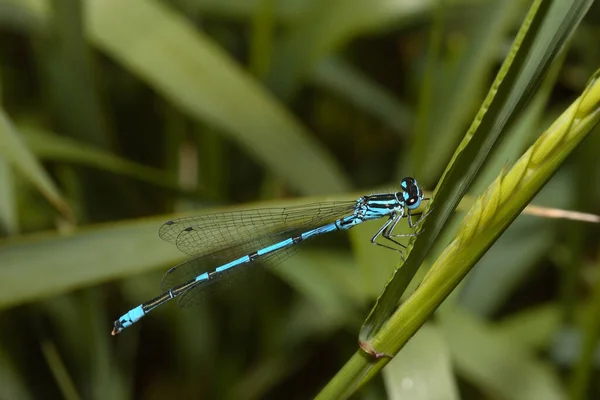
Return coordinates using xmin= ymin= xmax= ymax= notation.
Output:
xmin=382 ymin=323 xmax=459 ymax=400
xmin=439 ymin=307 xmax=565 ymax=400
xmin=0 ymin=215 xmax=182 ymax=310
xmin=0 ymin=107 xmax=72 ymax=219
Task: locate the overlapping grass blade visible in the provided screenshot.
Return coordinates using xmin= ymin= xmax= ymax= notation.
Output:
xmin=332 ymin=71 xmax=600 ymax=396
xmin=318 ymin=67 xmax=600 ymax=399
xmin=0 ymin=108 xmax=72 ymax=219
xmin=359 ymin=0 xmax=593 ymax=345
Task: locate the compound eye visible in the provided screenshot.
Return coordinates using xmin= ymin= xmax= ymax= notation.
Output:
xmin=406 ymin=196 xmax=421 ymax=210
xmin=401 ymin=177 xmax=414 ymax=189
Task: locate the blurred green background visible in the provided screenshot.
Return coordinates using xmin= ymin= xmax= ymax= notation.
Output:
xmin=1 ymin=0 xmax=600 ymax=399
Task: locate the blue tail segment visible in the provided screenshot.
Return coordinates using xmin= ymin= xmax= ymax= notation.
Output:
xmin=111 ymin=178 xmax=428 ymax=335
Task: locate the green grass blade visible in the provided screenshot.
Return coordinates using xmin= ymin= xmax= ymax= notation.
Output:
xmin=41 ymin=340 xmax=82 ymax=400
xmin=317 ymin=66 xmax=600 ymax=399
xmin=359 ymin=0 xmax=593 ymax=345
xmin=0 ymin=108 xmax=72 ymax=219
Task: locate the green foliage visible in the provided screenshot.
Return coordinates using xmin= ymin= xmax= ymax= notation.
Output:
xmin=1 ymin=0 xmax=600 ymax=399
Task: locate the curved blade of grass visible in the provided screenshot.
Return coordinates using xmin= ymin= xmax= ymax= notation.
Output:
xmin=41 ymin=340 xmax=82 ymax=400
xmin=317 ymin=67 xmax=600 ymax=399
xmin=0 ymin=107 xmax=72 ymax=220
xmin=359 ymin=0 xmax=593 ymax=345
xmin=20 ymin=127 xmax=181 ymax=191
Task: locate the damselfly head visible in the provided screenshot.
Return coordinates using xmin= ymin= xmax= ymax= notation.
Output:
xmin=400 ymin=177 xmax=423 ymax=210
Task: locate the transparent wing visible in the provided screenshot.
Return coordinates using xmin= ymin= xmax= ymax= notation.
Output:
xmin=172 ymin=230 xmax=307 ymax=308
xmin=158 ymin=201 xmax=357 ymax=257
xmin=159 ymin=201 xmax=357 ymax=293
